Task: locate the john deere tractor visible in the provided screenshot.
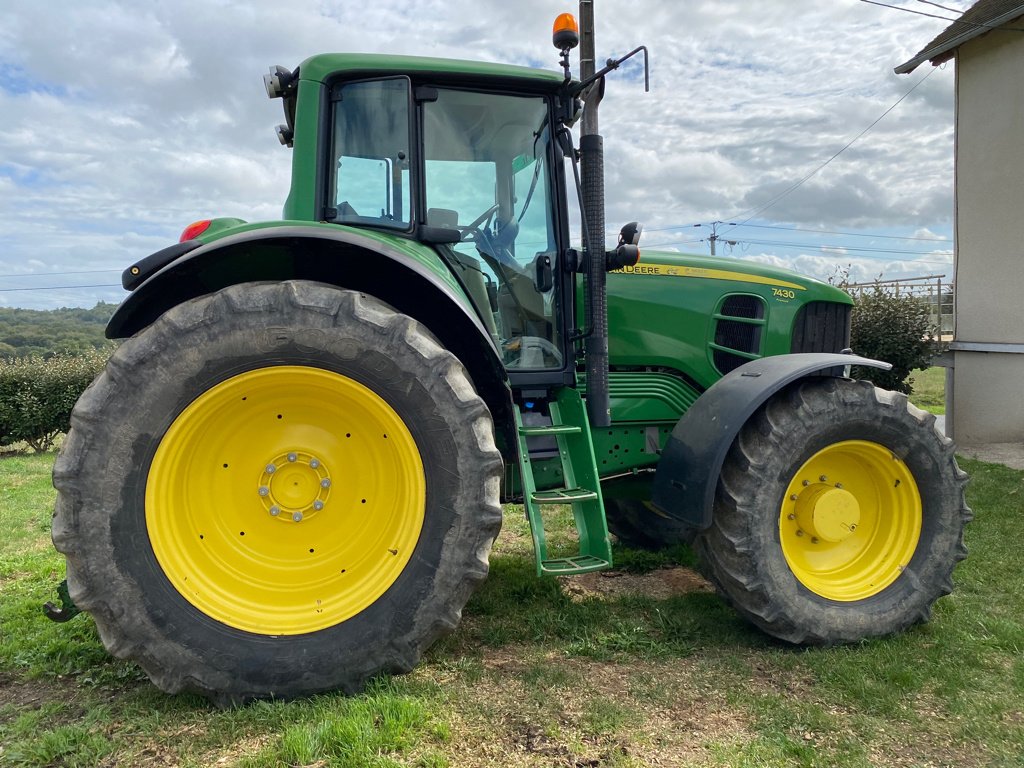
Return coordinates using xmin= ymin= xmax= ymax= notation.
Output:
xmin=49 ymin=13 xmax=969 ymax=704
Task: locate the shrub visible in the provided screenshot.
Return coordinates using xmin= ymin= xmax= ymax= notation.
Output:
xmin=849 ymin=285 xmax=933 ymax=394
xmin=0 ymin=351 xmax=108 ymax=452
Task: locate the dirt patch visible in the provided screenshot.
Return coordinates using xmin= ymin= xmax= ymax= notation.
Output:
xmin=429 ymin=648 xmax=753 ymax=767
xmin=558 ymin=566 xmax=713 ymax=602
xmin=0 ymin=672 xmax=81 ymax=716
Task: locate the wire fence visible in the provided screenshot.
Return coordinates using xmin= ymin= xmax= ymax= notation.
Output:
xmin=845 ymin=274 xmax=954 ymax=342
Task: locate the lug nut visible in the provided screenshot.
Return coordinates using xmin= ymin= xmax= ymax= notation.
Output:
xmin=787 ymin=513 xmax=796 ymax=520
xmin=287 ymin=453 xmax=297 ymax=462
xmin=802 ymin=480 xmax=810 ymax=487
xmin=819 ymin=475 xmax=828 ymax=482
xmin=790 ymin=494 xmax=799 ymax=501
xmin=292 ymin=512 xmax=303 ymax=522
xmin=320 ymin=478 xmax=331 ymax=489
xmin=258 ymin=486 xmax=269 ymax=497
xmin=313 ymin=500 xmax=324 ymax=511
xmin=310 ymin=458 xmax=320 ymax=469
xmin=266 ymin=464 xmax=276 ymax=474
xmin=796 ymin=530 xmax=805 ymax=537
xmin=269 ymin=506 xmax=281 ymax=517
xmin=835 ymin=482 xmax=843 ymax=489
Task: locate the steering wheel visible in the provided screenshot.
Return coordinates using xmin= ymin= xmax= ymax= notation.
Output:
xmin=457 ymin=204 xmax=500 ymax=239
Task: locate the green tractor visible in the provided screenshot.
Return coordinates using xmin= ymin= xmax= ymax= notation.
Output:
xmin=49 ymin=15 xmax=968 ymax=704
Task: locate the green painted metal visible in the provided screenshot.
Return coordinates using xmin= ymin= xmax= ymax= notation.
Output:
xmin=515 ymin=387 xmax=612 ymax=576
xmin=297 ymin=53 xmax=565 ymax=88
xmin=193 ymin=219 xmax=474 ymax=315
xmin=600 ymin=250 xmax=852 ymax=391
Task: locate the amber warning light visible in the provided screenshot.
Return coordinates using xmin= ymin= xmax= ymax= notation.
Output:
xmin=552 ymin=13 xmax=579 ymax=50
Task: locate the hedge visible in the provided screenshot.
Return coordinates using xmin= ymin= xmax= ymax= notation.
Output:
xmin=849 ymin=285 xmax=934 ymax=394
xmin=0 ymin=351 xmax=109 ymax=453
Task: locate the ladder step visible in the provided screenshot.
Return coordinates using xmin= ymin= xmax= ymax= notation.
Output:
xmin=540 ymin=556 xmax=611 ymax=575
xmin=518 ymin=424 xmax=583 ymax=437
xmin=531 ymin=487 xmax=599 ymax=504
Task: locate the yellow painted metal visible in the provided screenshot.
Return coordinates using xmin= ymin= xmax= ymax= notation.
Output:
xmin=146 ymin=366 xmax=425 ymax=635
xmin=779 ymin=440 xmax=921 ymax=601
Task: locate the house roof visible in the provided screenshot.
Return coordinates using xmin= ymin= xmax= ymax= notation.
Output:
xmin=895 ymin=0 xmax=1024 ymax=73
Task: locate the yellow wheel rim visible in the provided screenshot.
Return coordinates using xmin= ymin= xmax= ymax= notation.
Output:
xmin=779 ymin=440 xmax=921 ymax=601
xmin=146 ymin=366 xmax=425 ymax=635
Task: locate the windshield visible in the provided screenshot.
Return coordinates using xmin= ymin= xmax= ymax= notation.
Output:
xmin=423 ymin=89 xmax=561 ymax=370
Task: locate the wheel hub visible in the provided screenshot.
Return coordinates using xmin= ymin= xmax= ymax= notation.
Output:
xmin=778 ymin=440 xmax=923 ymax=602
xmin=257 ymin=451 xmax=331 ymax=522
xmin=794 ymin=485 xmax=860 ymax=543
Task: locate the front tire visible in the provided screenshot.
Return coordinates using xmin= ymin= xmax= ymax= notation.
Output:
xmin=692 ymin=377 xmax=970 ymax=644
xmin=52 ymin=281 xmax=503 ymax=703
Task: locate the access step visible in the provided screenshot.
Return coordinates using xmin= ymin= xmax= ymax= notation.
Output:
xmin=540 ymin=555 xmax=611 ymax=576
xmin=518 ymin=424 xmax=583 ymax=437
xmin=514 ymin=387 xmax=613 ymax=577
xmin=531 ymin=487 xmax=599 ymax=504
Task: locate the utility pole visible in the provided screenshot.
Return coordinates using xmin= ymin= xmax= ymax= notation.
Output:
xmin=696 ymin=221 xmax=737 ymax=256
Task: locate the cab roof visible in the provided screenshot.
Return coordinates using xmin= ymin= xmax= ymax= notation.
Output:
xmin=298 ymin=53 xmax=566 ymax=90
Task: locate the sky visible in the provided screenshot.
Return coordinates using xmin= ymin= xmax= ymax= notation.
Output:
xmin=0 ymin=0 xmax=974 ymax=310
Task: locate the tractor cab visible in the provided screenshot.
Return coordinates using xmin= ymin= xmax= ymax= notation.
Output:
xmin=277 ymin=59 xmax=578 ymax=385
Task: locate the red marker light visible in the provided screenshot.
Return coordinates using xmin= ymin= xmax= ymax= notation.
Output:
xmin=180 ymin=219 xmax=212 ymax=242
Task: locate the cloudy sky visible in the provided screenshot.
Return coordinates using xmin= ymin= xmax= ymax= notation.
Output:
xmin=0 ymin=0 xmax=972 ymax=310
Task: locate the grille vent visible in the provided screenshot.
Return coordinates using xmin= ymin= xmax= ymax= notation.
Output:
xmin=712 ymin=294 xmax=766 ymax=375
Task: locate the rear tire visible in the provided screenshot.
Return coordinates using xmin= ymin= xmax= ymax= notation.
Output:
xmin=52 ymin=281 xmax=503 ymax=703
xmin=692 ymin=377 xmax=970 ymax=644
xmin=605 ymin=498 xmax=694 ymax=549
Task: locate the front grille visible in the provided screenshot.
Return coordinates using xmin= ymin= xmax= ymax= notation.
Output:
xmin=712 ymin=294 xmax=766 ymax=375
xmin=791 ymin=301 xmax=852 ymax=354
xmin=721 ymin=295 xmax=765 ymax=320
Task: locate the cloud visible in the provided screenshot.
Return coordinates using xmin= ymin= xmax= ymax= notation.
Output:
xmin=0 ymin=0 xmax=968 ymax=308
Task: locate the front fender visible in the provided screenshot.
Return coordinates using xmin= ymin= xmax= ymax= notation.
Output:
xmin=651 ymin=353 xmax=891 ymax=529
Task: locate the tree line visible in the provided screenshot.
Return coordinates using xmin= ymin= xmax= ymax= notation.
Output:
xmin=0 ymin=303 xmax=117 ymax=359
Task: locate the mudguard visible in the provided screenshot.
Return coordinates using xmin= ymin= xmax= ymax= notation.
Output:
xmin=106 ymin=225 xmax=513 ymax=445
xmin=650 ymin=353 xmax=891 ymax=529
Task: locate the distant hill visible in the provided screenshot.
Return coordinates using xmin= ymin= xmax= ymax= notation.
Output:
xmin=0 ymin=303 xmax=117 ymax=359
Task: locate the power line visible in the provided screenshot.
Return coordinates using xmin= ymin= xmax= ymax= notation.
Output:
xmin=729 ymin=223 xmax=950 ymax=242
xmin=727 ymin=239 xmax=953 ymax=265
xmin=726 ymin=67 xmax=938 ymax=227
xmin=644 ymin=221 xmax=950 ymax=242
xmin=0 ymin=283 xmax=122 ymax=293
xmin=916 ymin=0 xmax=964 ymax=15
xmin=860 ymin=0 xmax=1024 ymax=30
xmin=0 ymin=268 xmax=120 ymax=279
xmin=731 ymin=237 xmax=951 ymax=256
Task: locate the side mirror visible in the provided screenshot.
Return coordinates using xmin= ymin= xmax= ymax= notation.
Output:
xmin=619 ymin=221 xmax=642 ymax=246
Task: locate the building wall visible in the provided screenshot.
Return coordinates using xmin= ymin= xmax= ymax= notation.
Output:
xmin=951 ymin=29 xmax=1024 ymax=444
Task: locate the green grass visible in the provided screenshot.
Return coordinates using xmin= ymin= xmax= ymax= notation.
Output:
xmin=2 ymin=451 xmax=1023 ymax=766
xmin=908 ymin=366 xmax=946 ymax=414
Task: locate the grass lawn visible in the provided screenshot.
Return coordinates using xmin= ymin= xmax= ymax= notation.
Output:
xmin=908 ymin=366 xmax=946 ymax=415
xmin=2 ymin=451 xmax=1023 ymax=767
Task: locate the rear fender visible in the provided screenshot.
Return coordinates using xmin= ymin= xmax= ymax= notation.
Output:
xmin=651 ymin=353 xmax=891 ymax=529
xmin=107 ymin=226 xmax=513 ymax=447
